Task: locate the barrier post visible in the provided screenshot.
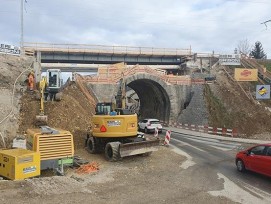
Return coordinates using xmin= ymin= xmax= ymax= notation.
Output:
xmin=164 ymin=130 xmax=171 ymax=146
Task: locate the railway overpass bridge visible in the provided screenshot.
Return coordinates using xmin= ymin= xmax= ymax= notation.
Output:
xmin=24 ymin=42 xmax=193 ymax=80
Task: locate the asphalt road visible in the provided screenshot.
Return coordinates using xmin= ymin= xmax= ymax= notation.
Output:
xmin=169 ymin=131 xmax=271 ymax=202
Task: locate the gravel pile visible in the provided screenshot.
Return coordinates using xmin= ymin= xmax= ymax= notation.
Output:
xmin=178 ymin=84 xmax=208 ymax=126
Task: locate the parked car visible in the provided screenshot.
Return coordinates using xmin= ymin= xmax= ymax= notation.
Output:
xmin=138 ymin=119 xmax=163 ymax=133
xmin=235 ymin=143 xmax=271 ymax=177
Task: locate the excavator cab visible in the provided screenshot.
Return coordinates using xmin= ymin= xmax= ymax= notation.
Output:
xmin=45 ymin=69 xmax=62 ymax=101
xmin=95 ymin=102 xmax=132 ymax=115
xmin=47 ymin=69 xmax=62 ymax=89
xmin=95 ymin=103 xmax=113 ymax=115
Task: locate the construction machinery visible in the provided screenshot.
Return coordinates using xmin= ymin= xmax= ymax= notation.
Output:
xmin=35 ymin=69 xmax=63 ymax=125
xmin=45 ymin=69 xmax=63 ymax=101
xmin=86 ymin=76 xmax=160 ymax=161
xmin=0 ymin=148 xmax=40 ymax=180
xmin=25 ymin=126 xmax=74 ymax=175
xmin=36 ymin=76 xmax=48 ymax=124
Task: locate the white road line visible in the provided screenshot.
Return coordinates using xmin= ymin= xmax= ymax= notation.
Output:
xmin=208 ymin=173 xmax=271 ymax=204
xmin=171 ymin=138 xmax=206 ymax=152
xmin=209 ymin=145 xmax=232 ymax=151
xmin=185 ymin=137 xmax=240 ymax=149
xmin=171 ymin=144 xmax=196 ymax=169
xmin=241 ymin=180 xmax=271 ymax=200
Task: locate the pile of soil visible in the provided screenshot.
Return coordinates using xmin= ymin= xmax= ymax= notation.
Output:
xmin=18 ymin=82 xmax=95 ymax=150
xmin=206 ymin=66 xmax=271 ymax=139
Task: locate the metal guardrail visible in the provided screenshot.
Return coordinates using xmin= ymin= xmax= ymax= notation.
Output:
xmin=23 ymin=42 xmax=192 ymax=56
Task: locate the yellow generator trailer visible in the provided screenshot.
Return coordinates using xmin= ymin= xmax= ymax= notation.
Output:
xmin=26 ymin=126 xmax=74 ymax=175
xmin=86 ymin=103 xmax=160 ymax=161
xmin=0 ymin=148 xmax=40 ymax=180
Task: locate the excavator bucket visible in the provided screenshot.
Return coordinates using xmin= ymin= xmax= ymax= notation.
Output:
xmin=119 ymin=139 xmax=160 ymax=158
xmin=35 ymin=115 xmax=48 ymax=126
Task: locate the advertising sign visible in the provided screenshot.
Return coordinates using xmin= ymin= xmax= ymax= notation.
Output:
xmin=0 ymin=44 xmax=20 ymax=55
xmin=256 ymin=85 xmax=270 ymax=99
xmin=219 ymin=54 xmax=240 ymax=66
xmin=234 ymin=68 xmax=258 ymax=81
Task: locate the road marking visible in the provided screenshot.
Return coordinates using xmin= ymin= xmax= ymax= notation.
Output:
xmin=208 ymin=173 xmax=271 ymax=204
xmin=171 ymin=144 xmax=196 ymax=169
xmin=209 ymin=145 xmax=232 ymax=151
xmin=184 ymin=137 xmax=240 ymax=150
xmin=241 ymin=181 xmax=271 ymax=200
xmin=171 ymin=138 xmax=206 ymax=152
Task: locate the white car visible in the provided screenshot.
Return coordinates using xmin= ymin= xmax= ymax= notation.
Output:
xmin=138 ymin=119 xmax=163 ymax=133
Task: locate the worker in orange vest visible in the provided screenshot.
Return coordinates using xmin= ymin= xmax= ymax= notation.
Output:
xmin=27 ymin=72 xmax=35 ymax=91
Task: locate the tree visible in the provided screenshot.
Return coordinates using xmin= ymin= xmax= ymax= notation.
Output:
xmin=237 ymin=39 xmax=251 ymax=55
xmin=250 ymin=41 xmax=267 ymax=59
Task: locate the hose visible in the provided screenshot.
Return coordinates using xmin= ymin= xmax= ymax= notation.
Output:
xmin=0 ymin=61 xmax=33 ymax=146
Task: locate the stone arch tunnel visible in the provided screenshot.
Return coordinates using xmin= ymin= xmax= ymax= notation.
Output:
xmin=87 ymin=73 xmax=192 ymax=122
xmin=125 ymin=74 xmax=171 ymax=121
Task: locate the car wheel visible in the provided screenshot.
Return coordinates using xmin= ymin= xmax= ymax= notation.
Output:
xmin=144 ymin=127 xmax=148 ymax=133
xmin=236 ymin=159 xmax=245 ymax=172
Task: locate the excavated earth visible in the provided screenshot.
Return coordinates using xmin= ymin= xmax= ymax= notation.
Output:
xmin=18 ymin=82 xmax=94 ymax=150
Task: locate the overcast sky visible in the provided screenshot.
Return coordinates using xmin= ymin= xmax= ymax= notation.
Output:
xmin=1 ymin=0 xmax=271 ymax=57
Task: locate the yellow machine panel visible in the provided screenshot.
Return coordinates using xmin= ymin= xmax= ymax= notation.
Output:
xmin=92 ymin=114 xmax=138 ymax=138
xmin=26 ymin=127 xmax=74 ymax=161
xmin=0 ymin=148 xmax=40 ymax=180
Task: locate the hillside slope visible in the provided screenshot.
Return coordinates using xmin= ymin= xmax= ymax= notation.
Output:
xmin=206 ymin=65 xmax=271 ymax=139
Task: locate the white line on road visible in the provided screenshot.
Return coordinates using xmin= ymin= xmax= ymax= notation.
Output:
xmin=171 ymin=138 xmax=206 ymax=152
xmin=209 ymin=145 xmax=232 ymax=151
xmin=171 ymin=144 xmax=196 ymax=169
xmin=208 ymin=173 xmax=271 ymax=204
xmin=185 ymin=137 xmax=240 ymax=150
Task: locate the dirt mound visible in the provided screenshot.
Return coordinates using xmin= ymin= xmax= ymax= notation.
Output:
xmin=18 ymin=82 xmax=95 ymax=150
xmin=206 ymin=66 xmax=271 ymax=138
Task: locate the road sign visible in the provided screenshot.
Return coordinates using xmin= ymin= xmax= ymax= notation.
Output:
xmin=256 ymin=85 xmax=270 ymax=99
xmin=234 ymin=68 xmax=258 ymax=81
xmin=219 ymin=54 xmax=240 ymax=66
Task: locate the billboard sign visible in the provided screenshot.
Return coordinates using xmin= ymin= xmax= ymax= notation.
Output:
xmin=0 ymin=44 xmax=20 ymax=55
xmin=234 ymin=68 xmax=258 ymax=81
xmin=256 ymin=85 xmax=270 ymax=99
xmin=219 ymin=54 xmax=240 ymax=66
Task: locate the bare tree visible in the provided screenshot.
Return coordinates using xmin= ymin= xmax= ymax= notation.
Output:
xmin=237 ymin=39 xmax=251 ymax=55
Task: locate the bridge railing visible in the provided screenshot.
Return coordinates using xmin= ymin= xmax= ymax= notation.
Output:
xmin=23 ymin=42 xmax=192 ymax=56
xmin=80 ymin=65 xmax=192 ymax=85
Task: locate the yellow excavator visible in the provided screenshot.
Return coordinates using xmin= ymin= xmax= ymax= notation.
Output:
xmin=86 ymin=76 xmax=160 ymax=161
xmin=35 ymin=76 xmax=48 ymax=125
xmin=35 ymin=69 xmax=62 ymax=125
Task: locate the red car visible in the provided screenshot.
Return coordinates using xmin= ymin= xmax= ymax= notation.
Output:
xmin=235 ymin=143 xmax=271 ymax=177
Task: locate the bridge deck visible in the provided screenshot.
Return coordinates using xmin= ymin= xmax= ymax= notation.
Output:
xmin=24 ymin=42 xmax=192 ymax=57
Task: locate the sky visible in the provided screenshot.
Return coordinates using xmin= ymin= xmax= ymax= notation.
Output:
xmin=1 ymin=0 xmax=271 ymax=57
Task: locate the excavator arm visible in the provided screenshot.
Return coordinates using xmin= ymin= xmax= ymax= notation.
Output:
xmin=35 ymin=77 xmax=48 ymax=125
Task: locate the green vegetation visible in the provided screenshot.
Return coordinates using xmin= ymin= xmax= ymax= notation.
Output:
xmin=250 ymin=41 xmax=267 ymax=59
xmin=258 ymin=60 xmax=271 ymax=72
xmin=204 ymin=85 xmax=233 ymax=128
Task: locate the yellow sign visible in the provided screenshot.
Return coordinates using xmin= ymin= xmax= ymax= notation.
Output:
xmin=234 ymin=68 xmax=258 ymax=81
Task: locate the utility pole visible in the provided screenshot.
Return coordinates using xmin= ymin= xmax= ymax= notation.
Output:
xmin=20 ymin=0 xmax=24 ymax=55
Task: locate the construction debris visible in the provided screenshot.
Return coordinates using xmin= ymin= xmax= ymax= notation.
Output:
xmin=75 ymin=162 xmax=99 ymax=174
